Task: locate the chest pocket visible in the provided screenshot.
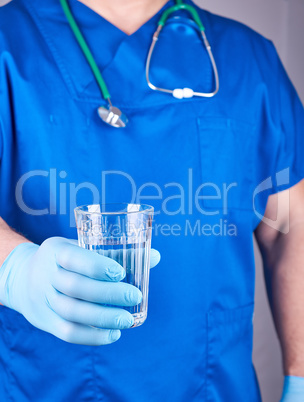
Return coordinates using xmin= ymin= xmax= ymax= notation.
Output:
xmin=197 ymin=117 xmax=255 ymax=211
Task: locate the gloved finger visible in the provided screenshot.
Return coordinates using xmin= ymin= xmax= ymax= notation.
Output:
xmin=44 ymin=308 xmax=121 ymax=346
xmin=55 ymin=240 xmax=126 ymax=282
xmin=150 ymin=249 xmax=161 ymax=268
xmin=55 ymin=237 xmax=160 ymax=273
xmin=96 ymin=248 xmax=160 ymax=270
xmin=66 ymin=239 xmax=78 ymax=246
xmin=48 ymin=289 xmax=134 ymax=329
xmin=53 ymin=267 xmax=142 ymax=306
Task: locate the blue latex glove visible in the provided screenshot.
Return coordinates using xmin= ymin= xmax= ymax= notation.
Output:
xmin=0 ymin=237 xmax=160 ymax=345
xmin=280 ymin=376 xmax=304 ymax=402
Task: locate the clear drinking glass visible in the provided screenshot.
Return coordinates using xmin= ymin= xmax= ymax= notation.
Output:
xmin=74 ymin=203 xmax=154 ymax=328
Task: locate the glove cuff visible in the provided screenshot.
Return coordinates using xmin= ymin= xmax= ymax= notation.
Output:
xmin=281 ymin=376 xmax=304 ymax=401
xmin=0 ymin=242 xmax=39 ymax=308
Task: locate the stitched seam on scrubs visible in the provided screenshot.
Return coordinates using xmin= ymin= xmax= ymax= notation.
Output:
xmin=271 ymin=47 xmax=304 ymax=195
xmin=270 ymin=45 xmax=287 ymax=194
xmin=91 ymin=346 xmax=102 ymax=402
xmin=197 ymin=117 xmax=255 ymax=211
xmin=73 ymin=96 xmax=221 ymax=109
xmin=196 ymin=115 xmax=204 ymax=193
xmin=208 ymin=303 xmax=254 ymax=325
xmin=205 ymin=304 xmax=254 ymax=401
xmin=22 ymin=0 xmax=78 ymax=100
xmin=204 ymin=313 xmax=209 ymax=402
xmin=206 ymin=311 xmax=214 ymax=402
xmin=0 ymin=118 xmax=4 ymax=162
xmin=0 ymin=308 xmax=15 ymax=402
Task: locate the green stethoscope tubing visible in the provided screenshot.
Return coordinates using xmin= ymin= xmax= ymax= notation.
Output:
xmin=59 ymin=0 xmax=111 ymax=101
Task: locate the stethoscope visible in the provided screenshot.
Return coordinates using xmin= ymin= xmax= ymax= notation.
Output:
xmin=60 ymin=0 xmax=220 ymax=128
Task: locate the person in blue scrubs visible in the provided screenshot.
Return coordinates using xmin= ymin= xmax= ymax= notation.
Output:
xmin=0 ymin=0 xmax=304 ymax=401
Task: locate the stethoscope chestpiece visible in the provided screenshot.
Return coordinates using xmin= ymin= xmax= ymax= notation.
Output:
xmin=98 ymin=105 xmax=128 ymax=128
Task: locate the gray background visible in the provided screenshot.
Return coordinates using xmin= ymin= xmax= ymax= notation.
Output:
xmin=1 ymin=0 xmax=304 ymax=401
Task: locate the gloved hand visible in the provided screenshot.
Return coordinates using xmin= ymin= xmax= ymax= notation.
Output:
xmin=0 ymin=237 xmax=160 ymax=345
xmin=280 ymin=376 xmax=304 ymax=402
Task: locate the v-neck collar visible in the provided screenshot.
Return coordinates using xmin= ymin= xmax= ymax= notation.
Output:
xmin=23 ymin=0 xmax=205 ymax=108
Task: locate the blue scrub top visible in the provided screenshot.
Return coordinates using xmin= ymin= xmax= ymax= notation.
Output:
xmin=0 ymin=0 xmax=304 ymax=401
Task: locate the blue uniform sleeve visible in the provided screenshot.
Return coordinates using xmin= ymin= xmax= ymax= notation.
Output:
xmin=0 ymin=77 xmax=4 ymax=163
xmin=261 ymin=42 xmax=304 ymax=195
xmin=0 ymin=9 xmax=13 ymax=164
xmin=0 ymin=24 xmax=6 ymax=163
xmin=0 ymin=120 xmax=3 ymax=161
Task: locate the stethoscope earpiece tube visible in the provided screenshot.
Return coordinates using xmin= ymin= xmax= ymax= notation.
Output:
xmin=146 ymin=3 xmax=220 ymax=99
